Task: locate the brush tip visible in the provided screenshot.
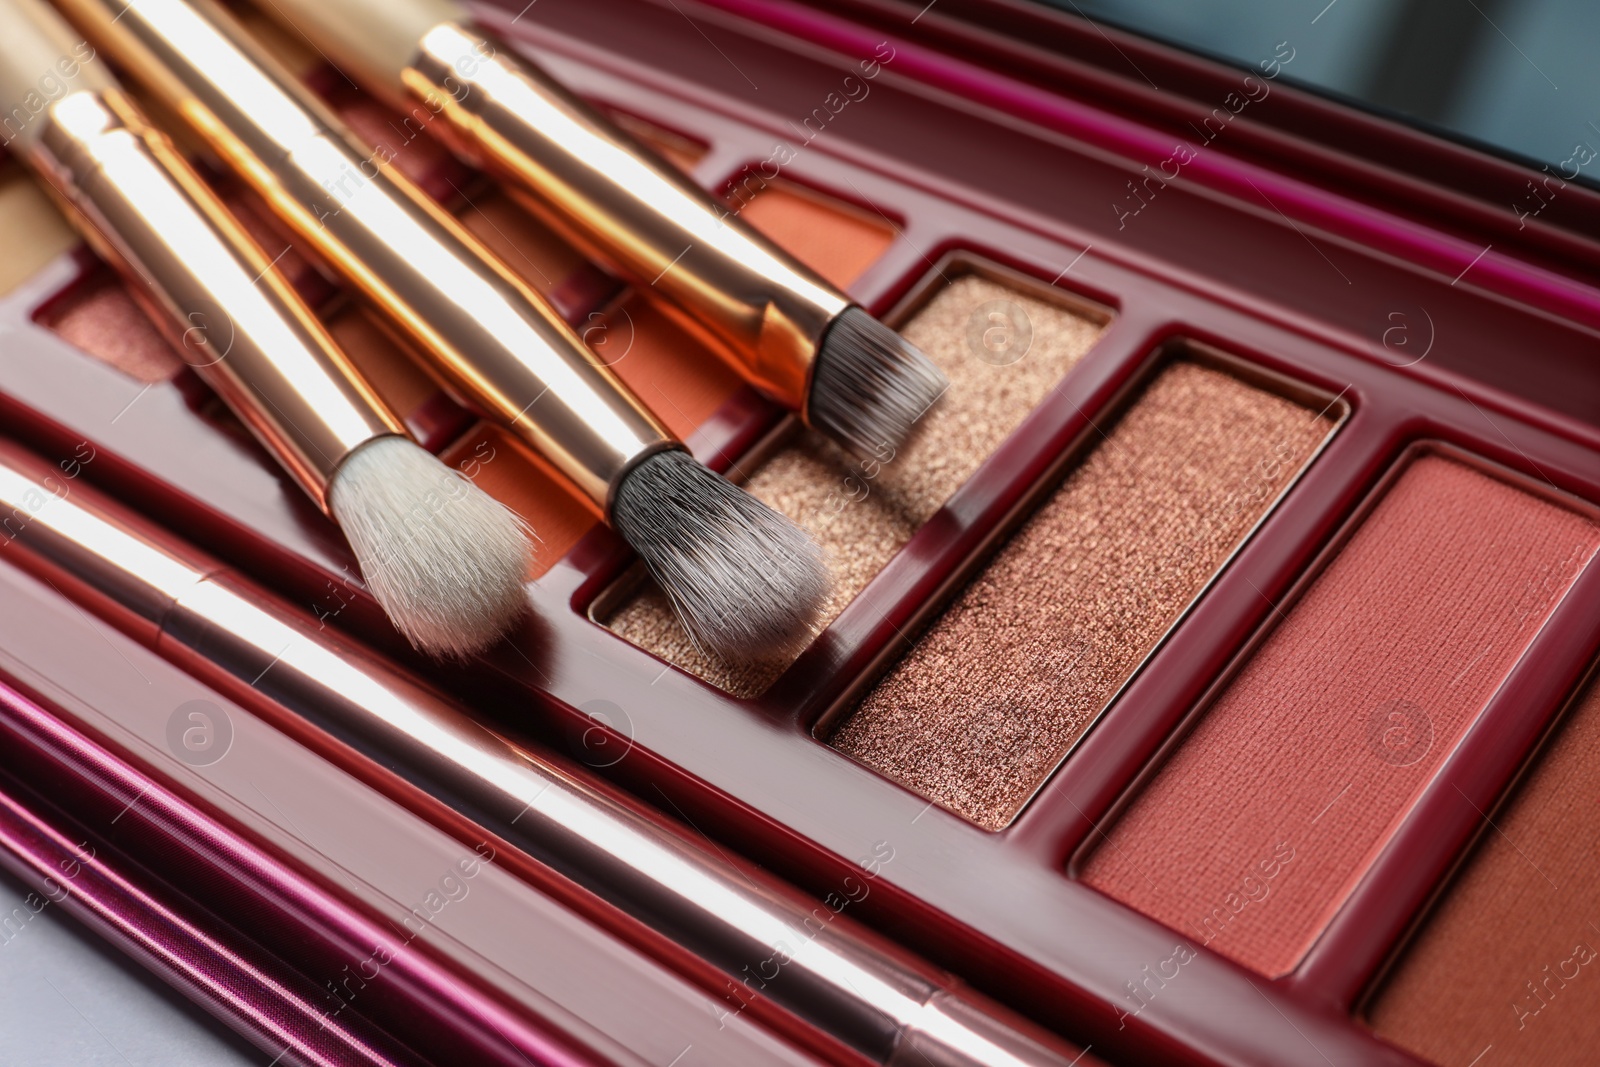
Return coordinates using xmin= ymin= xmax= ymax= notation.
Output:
xmin=809 ymin=306 xmax=947 ymax=459
xmin=612 ymin=450 xmax=829 ymax=661
xmin=330 ymin=436 xmax=533 ymax=658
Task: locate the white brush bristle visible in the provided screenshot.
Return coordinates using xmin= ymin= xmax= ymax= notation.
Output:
xmin=809 ymin=307 xmax=947 ymax=459
xmin=612 ymin=450 xmax=829 ymax=662
xmin=329 ymin=436 xmax=533 ymax=657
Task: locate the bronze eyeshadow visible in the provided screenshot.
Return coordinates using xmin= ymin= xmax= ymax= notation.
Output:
xmin=832 ymin=357 xmax=1338 ymax=828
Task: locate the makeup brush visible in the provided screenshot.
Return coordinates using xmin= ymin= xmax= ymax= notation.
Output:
xmin=52 ymin=0 xmax=829 ymax=661
xmin=0 ymin=437 xmax=1093 ymax=1067
xmin=254 ymin=0 xmax=948 ymax=461
xmin=0 ymin=0 xmax=532 ymax=658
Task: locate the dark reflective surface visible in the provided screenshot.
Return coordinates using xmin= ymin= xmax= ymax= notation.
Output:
xmin=1043 ymin=0 xmax=1600 ymax=184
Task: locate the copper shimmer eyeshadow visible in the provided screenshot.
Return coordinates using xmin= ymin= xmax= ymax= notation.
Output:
xmin=600 ymin=273 xmax=1107 ymax=696
xmin=831 ymin=360 xmax=1335 ymax=828
xmin=1366 ymin=672 xmax=1600 ymax=1067
xmin=39 ymin=275 xmax=184 ymax=384
xmin=1082 ymin=455 xmax=1600 ymax=978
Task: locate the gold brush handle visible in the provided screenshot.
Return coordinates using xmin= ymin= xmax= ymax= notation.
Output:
xmin=53 ymin=0 xmax=677 ymax=515
xmin=30 ymin=89 xmax=403 ymax=511
xmin=228 ymin=0 xmax=852 ymax=413
xmin=1 ymin=0 xmax=400 ymax=511
xmin=404 ymin=21 xmax=850 ymax=413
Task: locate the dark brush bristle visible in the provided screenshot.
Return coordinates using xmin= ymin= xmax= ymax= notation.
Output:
xmin=809 ymin=307 xmax=947 ymax=459
xmin=612 ymin=450 xmax=829 ymax=661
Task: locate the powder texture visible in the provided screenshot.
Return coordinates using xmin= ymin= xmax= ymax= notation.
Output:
xmin=1368 ymin=675 xmax=1600 ymax=1066
xmin=42 ymin=278 xmax=182 ymax=383
xmin=1082 ymin=456 xmax=1599 ymax=977
xmin=832 ymin=361 xmax=1334 ymax=828
xmin=603 ymin=274 xmax=1105 ymax=695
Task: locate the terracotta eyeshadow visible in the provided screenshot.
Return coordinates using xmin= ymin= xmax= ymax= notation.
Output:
xmin=1082 ymin=455 xmax=1600 ymax=977
xmin=734 ymin=180 xmax=894 ymax=290
xmin=832 ymin=359 xmax=1334 ymax=828
xmin=324 ymin=303 xmax=446 ymax=426
xmin=455 ymin=186 xmax=598 ymax=308
xmin=599 ymin=296 xmax=748 ymax=440
xmin=601 ymin=273 xmax=1106 ymax=696
xmin=438 ymin=424 xmax=600 ymax=581
xmin=1367 ymin=671 xmax=1600 ymax=1067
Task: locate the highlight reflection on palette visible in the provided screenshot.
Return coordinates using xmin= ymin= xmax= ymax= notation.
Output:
xmin=0 ymin=0 xmax=1595 ymax=1064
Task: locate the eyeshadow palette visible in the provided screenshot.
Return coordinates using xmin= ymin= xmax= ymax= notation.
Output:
xmin=1 ymin=0 xmax=1599 ymax=1064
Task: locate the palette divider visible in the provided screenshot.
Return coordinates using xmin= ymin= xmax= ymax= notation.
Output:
xmin=1004 ymin=367 xmax=1386 ymax=862
xmin=1288 ymin=509 xmax=1600 ymax=1009
xmin=798 ymin=302 xmax=1164 ymax=736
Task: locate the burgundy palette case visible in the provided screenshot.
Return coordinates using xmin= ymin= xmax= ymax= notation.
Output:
xmin=1 ymin=0 xmax=1598 ymax=1065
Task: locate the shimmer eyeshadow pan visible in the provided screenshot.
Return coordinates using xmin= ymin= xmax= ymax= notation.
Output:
xmin=831 ymin=356 xmax=1337 ymax=828
xmin=1366 ymin=670 xmax=1600 ymax=1067
xmin=1082 ymin=454 xmax=1600 ymax=977
xmin=600 ymin=270 xmax=1108 ymax=695
xmin=38 ymin=273 xmax=185 ymax=384
xmin=11 ymin=3 xmax=1600 ymax=1062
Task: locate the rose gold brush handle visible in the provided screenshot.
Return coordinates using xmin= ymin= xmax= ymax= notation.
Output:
xmin=403 ymin=20 xmax=849 ymax=412
xmin=33 ymin=90 xmax=404 ymax=511
xmin=51 ymin=0 xmax=676 ymax=514
xmin=261 ymin=0 xmax=852 ymax=413
xmin=0 ymin=0 xmax=398 ymax=513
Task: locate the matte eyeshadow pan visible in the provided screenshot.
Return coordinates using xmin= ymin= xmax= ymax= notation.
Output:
xmin=602 ymin=273 xmax=1106 ymax=696
xmin=831 ymin=359 xmax=1336 ymax=828
xmin=1082 ymin=455 xmax=1600 ymax=977
xmin=1367 ymin=672 xmax=1600 ymax=1067
xmin=735 ymin=181 xmax=894 ymax=290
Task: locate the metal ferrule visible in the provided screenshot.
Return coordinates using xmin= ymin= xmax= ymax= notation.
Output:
xmin=0 ymin=438 xmax=1082 ymax=1067
xmin=30 ymin=89 xmax=399 ymax=511
xmin=54 ymin=0 xmax=676 ymax=514
xmin=404 ymin=21 xmax=851 ymax=416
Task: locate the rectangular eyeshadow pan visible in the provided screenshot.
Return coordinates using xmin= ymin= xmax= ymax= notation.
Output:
xmin=831 ymin=355 xmax=1339 ymax=829
xmin=1366 ymin=670 xmax=1600 ymax=1067
xmin=599 ymin=269 xmax=1108 ymax=696
xmin=1082 ymin=453 xmax=1600 ymax=977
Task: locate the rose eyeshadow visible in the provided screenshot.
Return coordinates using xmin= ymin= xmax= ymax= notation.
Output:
xmin=600 ymin=272 xmax=1107 ymax=696
xmin=1082 ymin=455 xmax=1600 ymax=977
xmin=38 ymin=275 xmax=185 ymax=384
xmin=1366 ymin=671 xmax=1600 ymax=1067
xmin=830 ymin=359 xmax=1337 ymax=828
